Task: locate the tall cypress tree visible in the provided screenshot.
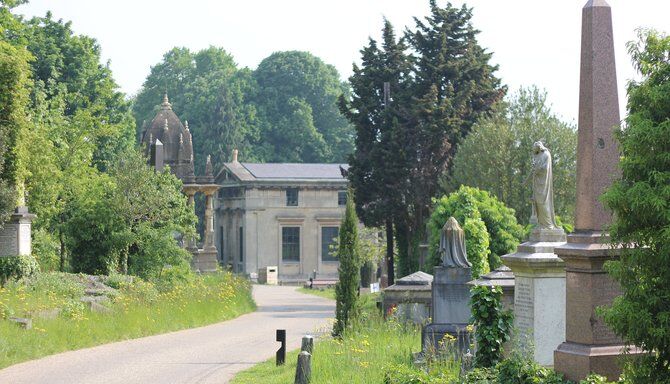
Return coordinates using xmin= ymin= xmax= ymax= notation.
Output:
xmin=343 ymin=3 xmax=503 ymax=278
xmin=340 ymin=19 xmax=412 ymax=285
xmin=396 ymin=1 xmax=503 ymax=275
xmin=333 ymin=189 xmax=361 ymax=337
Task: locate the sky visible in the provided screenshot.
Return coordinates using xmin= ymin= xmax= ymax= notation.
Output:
xmin=15 ymin=0 xmax=670 ymax=123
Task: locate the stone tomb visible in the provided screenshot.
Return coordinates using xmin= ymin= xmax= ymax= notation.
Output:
xmin=502 ymin=228 xmax=566 ymax=366
xmin=0 ymin=207 xmax=35 ymax=257
xmin=383 ymin=271 xmax=433 ymax=324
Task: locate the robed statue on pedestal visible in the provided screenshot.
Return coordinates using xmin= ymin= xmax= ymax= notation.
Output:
xmin=529 ymin=141 xmax=558 ymax=229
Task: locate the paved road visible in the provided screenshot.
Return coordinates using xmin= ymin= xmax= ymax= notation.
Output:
xmin=0 ymin=285 xmax=335 ymax=384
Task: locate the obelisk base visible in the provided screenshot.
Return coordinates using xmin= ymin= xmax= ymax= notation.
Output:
xmin=553 ymin=231 xmax=642 ymax=381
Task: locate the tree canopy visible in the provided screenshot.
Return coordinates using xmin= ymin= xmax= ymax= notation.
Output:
xmin=133 ymin=48 xmax=353 ymax=172
xmin=602 ymin=29 xmax=670 ymax=382
xmin=342 ymin=2 xmax=503 ymax=277
xmin=445 ymin=86 xmax=577 ymax=225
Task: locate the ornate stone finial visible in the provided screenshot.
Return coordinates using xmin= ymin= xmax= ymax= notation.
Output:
xmin=232 ymin=149 xmax=239 ymax=163
xmin=184 ymin=120 xmax=190 ymax=131
xmin=148 ymin=133 xmax=153 ymax=144
xmin=529 ymin=141 xmax=558 ymax=230
xmin=439 ymin=217 xmax=471 ymax=268
xmin=163 ymin=118 xmax=169 ymax=133
xmin=179 ymin=133 xmax=184 ymax=146
xmin=205 ymin=155 xmax=214 ymax=177
xmin=161 ymin=93 xmax=172 ymax=110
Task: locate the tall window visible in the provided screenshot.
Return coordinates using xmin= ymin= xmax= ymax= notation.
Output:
xmin=337 ymin=191 xmax=347 ymax=206
xmin=239 ymin=227 xmax=244 ymax=262
xmin=282 ymin=227 xmax=300 ymax=261
xmin=286 ymin=188 xmax=299 ymax=206
xmin=321 ymin=227 xmax=339 ymax=262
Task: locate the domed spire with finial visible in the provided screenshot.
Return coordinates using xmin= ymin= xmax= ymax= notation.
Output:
xmin=161 ymin=92 xmax=172 ymax=110
xmin=184 ymin=120 xmax=190 ymax=131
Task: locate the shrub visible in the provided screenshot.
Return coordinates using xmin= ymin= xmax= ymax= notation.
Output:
xmin=429 ymin=191 xmax=491 ymax=278
xmin=600 ymin=29 xmax=670 ymax=383
xmin=0 ymin=255 xmax=39 ymax=284
xmin=470 ymin=285 xmax=513 ymax=368
xmin=495 ymin=354 xmax=565 ymax=384
xmin=429 ymin=186 xmax=524 ymax=278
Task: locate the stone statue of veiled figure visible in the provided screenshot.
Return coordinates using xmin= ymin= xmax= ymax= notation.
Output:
xmin=529 ymin=141 xmax=558 ymax=229
xmin=439 ymin=217 xmax=471 ymax=268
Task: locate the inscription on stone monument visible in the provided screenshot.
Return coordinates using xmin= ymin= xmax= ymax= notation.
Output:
xmin=0 ymin=226 xmax=18 ymax=256
xmin=515 ymin=278 xmax=534 ymax=331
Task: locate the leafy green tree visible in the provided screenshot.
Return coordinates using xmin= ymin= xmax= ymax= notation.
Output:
xmin=333 ymin=189 xmax=361 ymax=337
xmin=133 ymin=47 xmax=259 ymax=173
xmin=428 ymin=186 xmax=524 ymax=276
xmin=446 ymin=87 xmax=577 ymax=225
xmin=253 ymin=51 xmax=354 ymax=163
xmin=0 ymin=40 xmax=31 ymax=224
xmin=66 ymin=149 xmax=196 ymax=278
xmin=20 ymin=12 xmax=135 ymax=171
xmin=428 ymin=189 xmax=491 ymax=278
xmin=601 ymin=29 xmax=670 ymax=383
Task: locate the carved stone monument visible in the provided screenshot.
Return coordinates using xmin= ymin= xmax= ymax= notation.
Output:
xmin=503 ymin=143 xmax=567 ymax=366
xmin=553 ymin=1 xmax=641 ymax=381
xmin=0 ymin=207 xmax=35 ymax=258
xmin=422 ymin=217 xmax=472 ymax=352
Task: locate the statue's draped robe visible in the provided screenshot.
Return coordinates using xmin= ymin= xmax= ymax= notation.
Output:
xmin=439 ymin=217 xmax=471 ymax=268
xmin=531 ymin=149 xmax=558 ymax=229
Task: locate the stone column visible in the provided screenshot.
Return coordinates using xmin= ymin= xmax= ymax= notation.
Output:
xmin=502 ymin=228 xmax=566 ymax=366
xmin=184 ymin=190 xmax=197 ymax=251
xmin=553 ymin=1 xmax=640 ymax=381
xmin=204 ymin=191 xmax=215 ymax=251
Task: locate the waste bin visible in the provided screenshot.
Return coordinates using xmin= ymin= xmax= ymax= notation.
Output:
xmin=258 ymin=266 xmax=278 ymax=285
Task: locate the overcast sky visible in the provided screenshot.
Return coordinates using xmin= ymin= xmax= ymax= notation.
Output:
xmin=15 ymin=0 xmax=670 ymax=123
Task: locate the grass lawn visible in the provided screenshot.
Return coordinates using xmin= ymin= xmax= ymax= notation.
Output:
xmin=232 ymin=293 xmax=433 ymax=384
xmin=0 ymin=271 xmax=255 ymax=369
xmin=297 ymin=287 xmax=335 ymax=300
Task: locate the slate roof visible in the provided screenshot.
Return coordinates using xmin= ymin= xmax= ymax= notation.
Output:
xmin=243 ymin=163 xmax=347 ymax=180
xmin=219 ymin=162 xmax=348 ymax=184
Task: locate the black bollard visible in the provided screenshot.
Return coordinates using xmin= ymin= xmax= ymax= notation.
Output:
xmin=276 ymin=329 xmax=286 ymax=366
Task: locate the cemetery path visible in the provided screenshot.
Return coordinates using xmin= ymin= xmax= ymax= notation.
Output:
xmin=0 ymin=284 xmax=335 ymax=384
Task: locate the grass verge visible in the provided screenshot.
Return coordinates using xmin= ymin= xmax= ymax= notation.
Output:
xmin=232 ymin=293 xmax=425 ymax=384
xmin=0 ymin=271 xmax=255 ymax=369
xmin=297 ymin=287 xmax=335 ymax=300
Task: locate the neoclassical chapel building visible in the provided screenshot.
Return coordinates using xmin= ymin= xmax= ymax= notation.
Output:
xmin=141 ymin=95 xmax=347 ymax=281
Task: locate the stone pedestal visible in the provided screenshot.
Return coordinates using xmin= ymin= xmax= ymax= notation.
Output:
xmin=191 ymin=249 xmax=218 ymax=272
xmin=0 ymin=207 xmax=35 ymax=257
xmin=553 ymin=232 xmax=631 ymax=381
xmin=502 ymin=228 xmax=566 ymax=366
xmin=422 ymin=267 xmax=472 ymax=352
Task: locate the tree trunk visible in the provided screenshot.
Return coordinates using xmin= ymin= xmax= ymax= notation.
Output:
xmin=385 ymin=220 xmax=394 ymax=286
xmin=59 ymin=231 xmax=66 ymax=272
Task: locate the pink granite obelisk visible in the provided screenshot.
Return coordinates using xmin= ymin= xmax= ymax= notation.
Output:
xmin=553 ymin=1 xmax=638 ymax=381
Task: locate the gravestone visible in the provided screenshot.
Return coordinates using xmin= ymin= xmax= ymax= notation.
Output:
xmin=0 ymin=207 xmax=35 ymax=257
xmin=502 ymin=143 xmax=567 ymax=367
xmin=553 ymin=1 xmax=643 ymax=381
xmin=422 ymin=218 xmax=472 ymax=353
